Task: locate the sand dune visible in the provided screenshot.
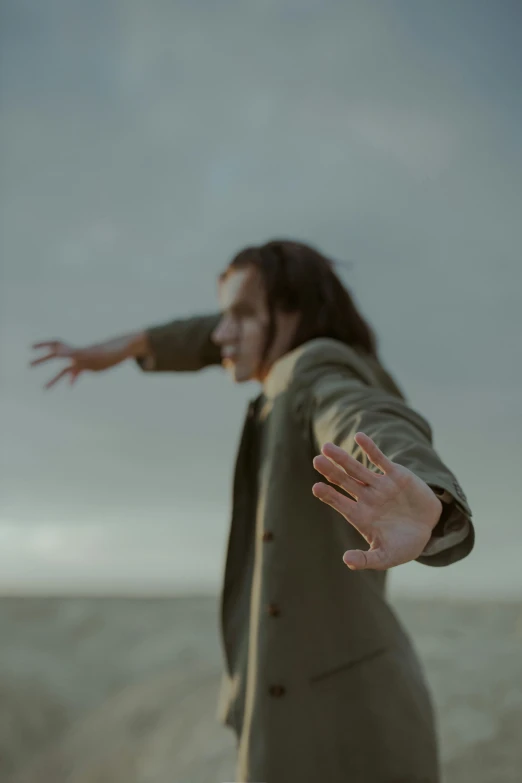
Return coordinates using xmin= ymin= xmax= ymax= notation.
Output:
xmin=1 ymin=596 xmax=521 ymax=782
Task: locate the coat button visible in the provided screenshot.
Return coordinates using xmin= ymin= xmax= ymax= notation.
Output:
xmin=262 ymin=531 xmax=274 ymax=542
xmin=267 ymin=602 xmax=281 ymax=617
xmin=269 ymin=685 xmax=286 ymax=698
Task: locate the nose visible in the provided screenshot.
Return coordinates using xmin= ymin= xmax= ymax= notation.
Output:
xmin=211 ymin=314 xmax=237 ymax=346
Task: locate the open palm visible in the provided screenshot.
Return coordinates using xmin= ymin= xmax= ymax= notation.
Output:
xmin=312 ymin=432 xmax=443 ymax=570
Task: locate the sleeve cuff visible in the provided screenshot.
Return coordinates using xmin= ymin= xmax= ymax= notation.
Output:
xmin=418 ymin=485 xmax=473 ymax=560
xmin=136 ymin=353 xmax=156 ymax=372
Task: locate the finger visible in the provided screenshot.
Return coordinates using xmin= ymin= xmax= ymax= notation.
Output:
xmin=69 ymin=369 xmax=81 ymax=386
xmin=30 ymin=342 xmax=71 ymax=367
xmin=343 ymin=547 xmax=388 ymax=571
xmin=32 ymin=341 xmax=61 ymax=350
xmin=321 ymin=442 xmax=376 ymax=485
xmin=354 ymin=432 xmax=393 ymax=475
xmin=312 ymin=482 xmax=365 ymax=530
xmin=313 ymin=454 xmax=368 ymax=501
xmin=44 ymin=367 xmax=71 ymax=389
xmin=30 ymin=352 xmax=59 ymax=367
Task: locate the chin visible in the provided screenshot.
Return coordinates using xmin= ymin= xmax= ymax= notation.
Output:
xmin=231 ymin=365 xmax=256 ymax=384
xmin=223 ymin=357 xmax=257 ymax=384
xmin=232 ymin=371 xmax=252 ymax=384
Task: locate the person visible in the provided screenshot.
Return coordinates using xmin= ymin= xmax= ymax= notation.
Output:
xmin=30 ymin=239 xmax=474 ymax=782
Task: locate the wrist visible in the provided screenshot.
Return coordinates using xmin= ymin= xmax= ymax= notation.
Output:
xmin=422 ymin=486 xmax=444 ymax=532
xmin=432 ymin=496 xmax=444 ymax=530
xmin=120 ymin=331 xmax=150 ymax=360
xmin=429 ymin=486 xmax=452 ymax=532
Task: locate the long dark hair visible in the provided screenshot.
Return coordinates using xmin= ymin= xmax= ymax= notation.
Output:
xmin=222 ymin=239 xmax=379 ymax=361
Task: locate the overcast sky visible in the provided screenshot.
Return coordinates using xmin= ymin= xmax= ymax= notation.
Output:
xmin=1 ymin=0 xmax=521 ymax=597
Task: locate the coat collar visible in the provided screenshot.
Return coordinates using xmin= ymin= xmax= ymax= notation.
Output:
xmin=261 ymin=343 xmax=309 ymax=400
xmin=261 ymin=338 xmax=372 ymax=400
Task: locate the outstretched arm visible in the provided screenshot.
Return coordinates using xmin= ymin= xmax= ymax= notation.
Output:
xmin=30 ymin=313 xmax=222 ymax=388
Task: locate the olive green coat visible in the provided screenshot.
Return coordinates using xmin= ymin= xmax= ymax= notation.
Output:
xmin=138 ymin=313 xmax=474 ymax=783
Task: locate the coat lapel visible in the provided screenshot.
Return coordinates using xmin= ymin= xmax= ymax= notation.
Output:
xmin=220 ymin=395 xmax=262 ymax=674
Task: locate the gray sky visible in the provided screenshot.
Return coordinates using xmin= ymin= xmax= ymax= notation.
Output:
xmin=1 ymin=0 xmax=521 ymax=597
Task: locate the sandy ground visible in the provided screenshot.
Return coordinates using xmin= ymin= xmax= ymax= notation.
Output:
xmin=0 ymin=595 xmax=521 ymax=782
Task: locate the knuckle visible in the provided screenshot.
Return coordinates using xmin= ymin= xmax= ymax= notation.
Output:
xmin=394 ymin=468 xmax=414 ymax=489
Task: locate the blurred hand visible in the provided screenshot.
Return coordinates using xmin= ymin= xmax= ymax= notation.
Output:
xmin=312 ymin=433 xmax=443 ymax=571
xmin=30 ymin=338 xmax=130 ymax=389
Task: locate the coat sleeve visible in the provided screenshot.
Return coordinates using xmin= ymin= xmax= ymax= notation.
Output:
xmin=299 ymin=367 xmax=474 ymax=567
xmin=136 ymin=312 xmax=222 ymax=373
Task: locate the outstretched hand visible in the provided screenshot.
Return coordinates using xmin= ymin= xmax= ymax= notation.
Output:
xmin=30 ymin=338 xmax=128 ymax=389
xmin=312 ymin=433 xmax=443 ymax=571
xmin=30 ymin=341 xmax=86 ymax=388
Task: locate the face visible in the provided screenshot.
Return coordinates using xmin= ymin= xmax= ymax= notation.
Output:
xmin=211 ymin=266 xmax=299 ymax=383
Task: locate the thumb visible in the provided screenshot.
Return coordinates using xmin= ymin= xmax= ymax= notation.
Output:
xmin=343 ymin=548 xmax=388 ymax=571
